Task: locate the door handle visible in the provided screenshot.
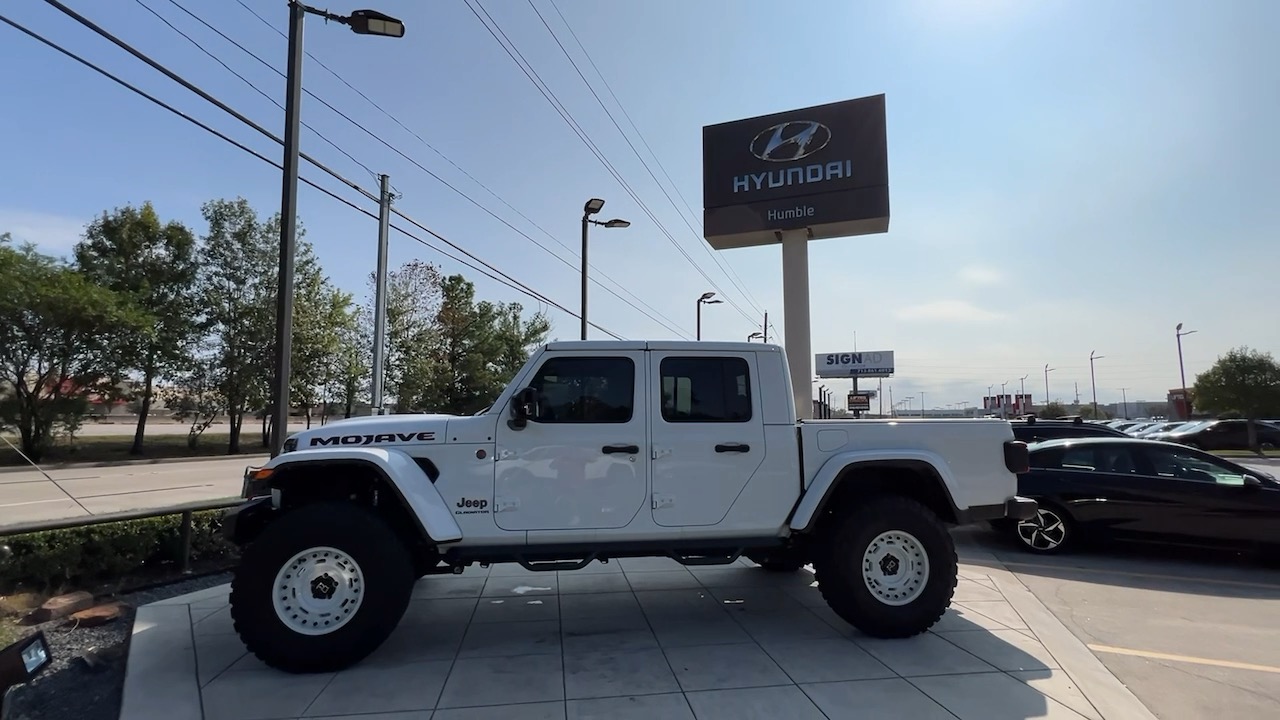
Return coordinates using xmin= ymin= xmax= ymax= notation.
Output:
xmin=602 ymin=444 xmax=640 ymax=455
xmin=715 ymin=443 xmax=751 ymax=453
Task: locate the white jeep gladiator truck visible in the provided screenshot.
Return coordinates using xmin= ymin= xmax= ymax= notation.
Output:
xmin=222 ymin=341 xmax=1035 ymax=673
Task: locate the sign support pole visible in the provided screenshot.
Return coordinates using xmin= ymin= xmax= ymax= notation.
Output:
xmin=779 ymin=229 xmax=812 ymax=420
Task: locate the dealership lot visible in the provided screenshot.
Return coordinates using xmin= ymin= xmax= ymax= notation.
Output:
xmin=955 ymin=526 xmax=1280 ymax=720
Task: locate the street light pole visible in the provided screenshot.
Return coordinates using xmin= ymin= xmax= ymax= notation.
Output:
xmin=1090 ymin=350 xmax=1105 ymax=419
xmin=269 ymin=2 xmax=404 ymax=457
xmin=1044 ymin=364 xmax=1055 ymax=409
xmin=1000 ymin=380 xmax=1010 ymax=418
xmin=1019 ymin=374 xmax=1028 ymax=416
xmin=1176 ymin=322 xmax=1197 ymax=418
xmin=580 ymin=198 xmax=629 ymax=340
xmin=920 ymin=392 xmax=925 ymax=418
xmin=1120 ymin=387 xmax=1129 ymax=419
xmin=270 ymin=1 xmax=306 ymax=458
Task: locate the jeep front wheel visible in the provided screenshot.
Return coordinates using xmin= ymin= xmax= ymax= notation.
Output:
xmin=813 ymin=495 xmax=957 ymax=638
xmin=229 ymin=502 xmax=415 ymax=673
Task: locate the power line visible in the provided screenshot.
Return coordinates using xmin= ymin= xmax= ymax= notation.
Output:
xmin=462 ymin=0 xmax=761 ymax=329
xmin=531 ymin=0 xmax=766 ymax=318
xmin=209 ymin=0 xmax=691 ymax=335
xmin=132 ymin=0 xmax=375 ymax=179
xmin=1 ymin=9 xmax=624 ymax=339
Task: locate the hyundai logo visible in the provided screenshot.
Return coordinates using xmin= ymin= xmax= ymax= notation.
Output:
xmin=750 ymin=121 xmax=831 ymax=162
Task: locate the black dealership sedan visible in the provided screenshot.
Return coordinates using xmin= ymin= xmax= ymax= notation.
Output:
xmin=996 ymin=437 xmax=1280 ymax=557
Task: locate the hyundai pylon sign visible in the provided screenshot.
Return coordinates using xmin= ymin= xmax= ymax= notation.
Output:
xmin=816 ymin=351 xmax=895 ymax=379
xmin=702 ymin=94 xmax=890 ymax=249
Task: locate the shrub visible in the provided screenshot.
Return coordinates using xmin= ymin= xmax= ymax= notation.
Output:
xmin=0 ymin=510 xmax=239 ymax=594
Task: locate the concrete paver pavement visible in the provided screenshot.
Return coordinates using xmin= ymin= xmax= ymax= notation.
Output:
xmin=121 ymin=553 xmax=1157 ymax=720
xmin=958 ymin=527 xmax=1280 ymax=720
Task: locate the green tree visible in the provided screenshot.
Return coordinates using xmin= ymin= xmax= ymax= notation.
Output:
xmin=197 ymin=198 xmax=275 ymax=454
xmin=1192 ymin=346 xmax=1280 ymax=450
xmin=1078 ymin=404 xmax=1111 ymax=420
xmin=328 ymin=303 xmax=369 ymax=419
xmin=0 ymin=234 xmax=140 ymax=460
xmin=380 ymin=260 xmax=443 ymax=412
xmin=289 ymin=249 xmax=353 ymax=429
xmin=1040 ymin=401 xmax=1068 ymax=418
xmin=73 ymin=202 xmax=200 ymax=455
xmin=414 ymin=274 xmax=551 ymax=415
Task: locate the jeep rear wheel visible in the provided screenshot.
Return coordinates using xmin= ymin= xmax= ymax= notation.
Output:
xmin=229 ymin=502 xmax=415 ymax=673
xmin=813 ymin=495 xmax=957 ymax=638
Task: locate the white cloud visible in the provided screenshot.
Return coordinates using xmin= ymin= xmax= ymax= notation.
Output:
xmin=958 ymin=265 xmax=1003 ymax=286
xmin=0 ymin=209 xmax=87 ymax=253
xmin=894 ymin=299 xmax=1005 ymax=324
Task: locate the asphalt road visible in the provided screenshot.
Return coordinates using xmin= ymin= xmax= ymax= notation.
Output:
xmin=956 ymin=527 xmax=1280 ymax=720
xmin=0 ymin=455 xmax=259 ymax=529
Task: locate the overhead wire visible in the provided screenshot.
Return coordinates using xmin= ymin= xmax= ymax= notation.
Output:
xmin=461 ymin=0 xmax=762 ymax=329
xmin=5 ymin=7 xmax=625 ymax=339
xmin=530 ymin=0 xmax=767 ymax=318
xmin=154 ymin=0 xmax=689 ymax=338
xmin=131 ymin=0 xmax=375 ymax=179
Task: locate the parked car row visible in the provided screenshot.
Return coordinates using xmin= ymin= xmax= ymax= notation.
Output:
xmin=1094 ymin=417 xmax=1280 ymax=451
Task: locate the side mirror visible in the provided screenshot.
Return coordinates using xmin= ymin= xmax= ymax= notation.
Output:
xmin=507 ymin=387 xmax=540 ymax=430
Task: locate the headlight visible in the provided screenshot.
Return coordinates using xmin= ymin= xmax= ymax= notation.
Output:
xmin=282 ymin=437 xmax=297 ymax=453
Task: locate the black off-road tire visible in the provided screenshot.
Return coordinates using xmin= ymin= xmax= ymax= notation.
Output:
xmin=229 ymin=501 xmax=416 ymax=673
xmin=813 ymin=495 xmax=957 ymax=638
xmin=746 ymin=551 xmax=807 ymax=573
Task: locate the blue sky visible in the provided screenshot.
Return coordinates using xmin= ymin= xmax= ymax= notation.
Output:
xmin=2 ymin=0 xmax=1277 ymax=411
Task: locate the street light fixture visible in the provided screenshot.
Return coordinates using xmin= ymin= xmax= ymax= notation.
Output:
xmin=272 ymin=1 xmax=404 ymax=458
xmin=580 ymin=198 xmax=630 ymax=340
xmin=696 ymin=291 xmax=722 ymax=340
xmin=1000 ymin=380 xmax=1010 ymax=418
xmin=1019 ymin=374 xmax=1029 ymax=415
xmin=747 ymin=331 xmax=764 ymax=342
xmin=1176 ymin=322 xmax=1197 ymax=417
xmin=1090 ymin=350 xmax=1105 ymax=419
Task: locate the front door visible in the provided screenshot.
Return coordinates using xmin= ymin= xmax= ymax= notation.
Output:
xmin=649 ymin=351 xmax=765 ymax=527
xmin=494 ymin=352 xmax=649 ymax=531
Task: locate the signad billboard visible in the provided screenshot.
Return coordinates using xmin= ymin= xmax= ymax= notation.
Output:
xmin=815 ymin=351 xmax=894 ymax=379
xmin=983 ymin=394 xmax=1033 ymax=414
xmin=702 ymin=94 xmax=890 ymax=249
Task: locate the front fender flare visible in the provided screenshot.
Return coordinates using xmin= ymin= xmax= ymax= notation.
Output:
xmin=264 ymin=447 xmax=462 ymax=543
xmin=788 ymin=449 xmax=959 ymax=533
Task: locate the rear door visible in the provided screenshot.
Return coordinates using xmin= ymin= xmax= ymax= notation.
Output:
xmin=649 ymin=351 xmax=765 ymax=527
xmin=1134 ymin=445 xmax=1279 ymax=543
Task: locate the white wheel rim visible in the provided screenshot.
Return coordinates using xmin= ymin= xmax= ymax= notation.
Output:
xmin=861 ymin=530 xmax=930 ymax=606
xmin=272 ymin=546 xmax=365 ymax=636
xmin=1017 ymin=509 xmax=1067 ymax=551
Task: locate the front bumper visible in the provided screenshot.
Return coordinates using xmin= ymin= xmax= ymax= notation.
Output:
xmin=956 ymin=495 xmax=1039 ymax=525
xmin=222 ymin=496 xmax=275 ymax=545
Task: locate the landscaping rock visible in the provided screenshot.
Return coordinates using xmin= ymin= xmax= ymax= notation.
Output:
xmin=0 ymin=592 xmax=44 ymax=618
xmin=66 ymin=602 xmax=128 ymax=628
xmin=23 ymin=590 xmax=94 ymax=625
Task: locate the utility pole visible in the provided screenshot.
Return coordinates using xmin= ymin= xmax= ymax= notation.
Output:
xmin=1074 ymin=382 xmax=1080 ymax=406
xmin=920 ymin=392 xmax=925 ymax=418
xmin=878 ymin=377 xmax=883 ymax=417
xmin=888 ymin=385 xmax=894 ymax=418
xmin=370 ymin=174 xmax=392 ymax=416
xmin=762 ymin=312 xmax=768 ymax=342
xmin=1120 ymin=387 xmax=1129 ymax=419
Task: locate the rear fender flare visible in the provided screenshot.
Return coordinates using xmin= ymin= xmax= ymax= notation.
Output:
xmin=264 ymin=447 xmax=462 ymax=543
xmin=788 ymin=449 xmax=959 ymax=533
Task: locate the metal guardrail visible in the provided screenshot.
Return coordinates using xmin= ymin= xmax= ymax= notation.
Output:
xmin=0 ymin=497 xmax=244 ymax=574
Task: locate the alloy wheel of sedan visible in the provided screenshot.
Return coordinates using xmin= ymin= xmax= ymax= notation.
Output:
xmin=1015 ymin=508 xmax=1070 ymax=553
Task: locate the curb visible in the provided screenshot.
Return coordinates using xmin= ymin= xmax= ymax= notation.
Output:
xmin=0 ymin=453 xmax=270 ymax=474
xmin=960 ymin=549 xmax=1160 ymax=720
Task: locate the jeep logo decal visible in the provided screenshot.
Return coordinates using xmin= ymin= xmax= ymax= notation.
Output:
xmin=454 ymin=497 xmax=490 ymax=515
xmin=309 ymin=431 xmax=436 ymax=447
